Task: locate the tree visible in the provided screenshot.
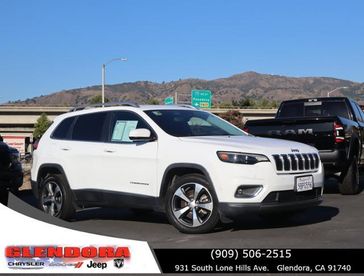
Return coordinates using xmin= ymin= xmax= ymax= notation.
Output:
xmin=146 ymin=98 xmax=160 ymax=105
xmin=89 ymin=95 xmax=110 ymax=104
xmin=239 ymin=97 xmax=254 ymax=108
xmin=33 ymin=113 xmax=52 ymax=139
xmin=218 ymin=110 xmax=244 ymax=129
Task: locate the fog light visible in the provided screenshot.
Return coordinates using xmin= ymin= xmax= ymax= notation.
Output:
xmin=235 ymin=185 xmax=263 ymax=198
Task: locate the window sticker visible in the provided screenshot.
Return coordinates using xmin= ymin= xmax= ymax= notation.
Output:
xmin=111 ymin=120 xmax=138 ymax=142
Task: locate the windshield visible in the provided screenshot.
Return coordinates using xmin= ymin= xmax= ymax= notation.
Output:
xmin=145 ymin=109 xmax=245 ymax=137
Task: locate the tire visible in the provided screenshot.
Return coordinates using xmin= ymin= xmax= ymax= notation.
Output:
xmin=165 ymin=174 xmax=220 ymax=234
xmin=339 ymin=155 xmax=360 ymax=195
xmin=39 ymin=174 xmax=75 ymax=219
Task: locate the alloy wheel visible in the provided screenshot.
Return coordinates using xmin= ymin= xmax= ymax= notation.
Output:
xmin=41 ymin=181 xmax=63 ymax=217
xmin=171 ymin=182 xmax=213 ymax=227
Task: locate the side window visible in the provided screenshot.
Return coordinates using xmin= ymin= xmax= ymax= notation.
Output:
xmin=51 ymin=117 xmax=75 ymax=140
xmin=109 ymin=111 xmax=151 ymax=143
xmin=72 ymin=112 xmax=107 ymax=142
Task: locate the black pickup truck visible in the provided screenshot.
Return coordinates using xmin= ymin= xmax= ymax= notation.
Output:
xmin=0 ymin=142 xmax=23 ymax=205
xmin=244 ymin=97 xmax=364 ymax=195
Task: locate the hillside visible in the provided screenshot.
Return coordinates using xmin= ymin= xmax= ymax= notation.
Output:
xmin=9 ymin=72 xmax=364 ymax=106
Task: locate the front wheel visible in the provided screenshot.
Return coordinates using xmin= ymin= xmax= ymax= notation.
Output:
xmin=165 ymin=174 xmax=220 ymax=234
xmin=339 ymin=155 xmax=360 ymax=195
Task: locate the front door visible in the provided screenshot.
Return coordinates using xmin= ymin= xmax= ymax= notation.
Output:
xmin=95 ymin=111 xmax=158 ymax=197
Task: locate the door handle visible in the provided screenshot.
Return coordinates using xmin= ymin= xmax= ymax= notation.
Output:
xmin=104 ymin=149 xmax=115 ymax=153
xmin=61 ymin=148 xmax=70 ymax=151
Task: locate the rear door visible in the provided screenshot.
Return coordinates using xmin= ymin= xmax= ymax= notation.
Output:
xmin=61 ymin=111 xmax=109 ymax=190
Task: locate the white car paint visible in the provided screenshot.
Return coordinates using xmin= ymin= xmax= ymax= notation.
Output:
xmin=31 ymin=105 xmax=324 ymax=211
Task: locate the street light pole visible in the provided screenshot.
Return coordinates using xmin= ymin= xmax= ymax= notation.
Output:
xmin=101 ymin=57 xmax=127 ymax=106
xmin=327 ymin=86 xmax=348 ymax=97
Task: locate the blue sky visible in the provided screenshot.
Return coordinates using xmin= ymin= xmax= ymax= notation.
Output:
xmin=1 ymin=0 xmax=364 ymax=102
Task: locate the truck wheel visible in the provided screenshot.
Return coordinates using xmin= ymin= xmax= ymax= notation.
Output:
xmin=39 ymin=174 xmax=75 ymax=219
xmin=165 ymin=174 xmax=220 ymax=234
xmin=339 ymin=155 xmax=360 ymax=195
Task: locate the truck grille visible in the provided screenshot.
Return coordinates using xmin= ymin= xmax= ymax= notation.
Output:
xmin=272 ymin=153 xmax=320 ymax=173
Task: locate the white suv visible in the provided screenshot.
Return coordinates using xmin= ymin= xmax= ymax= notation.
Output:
xmin=31 ymin=103 xmax=324 ymax=233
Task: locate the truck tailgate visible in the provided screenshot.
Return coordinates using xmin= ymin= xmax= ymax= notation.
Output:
xmin=245 ymin=117 xmax=338 ymax=150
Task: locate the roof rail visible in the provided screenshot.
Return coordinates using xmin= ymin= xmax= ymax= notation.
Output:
xmin=69 ymin=101 xmax=139 ymax=112
xmin=174 ymin=104 xmax=199 ymax=109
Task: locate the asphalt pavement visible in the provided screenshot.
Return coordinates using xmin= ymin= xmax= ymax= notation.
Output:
xmin=7 ymin=177 xmax=364 ymax=248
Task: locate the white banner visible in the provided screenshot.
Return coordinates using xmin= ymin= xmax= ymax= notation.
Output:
xmin=0 ymin=204 xmax=160 ymax=273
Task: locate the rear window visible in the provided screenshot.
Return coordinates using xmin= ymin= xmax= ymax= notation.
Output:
xmin=278 ymin=100 xmax=350 ymax=119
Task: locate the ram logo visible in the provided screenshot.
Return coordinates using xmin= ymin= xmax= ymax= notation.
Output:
xmin=114 ymin=259 xmax=124 ymax=269
xmin=268 ymin=128 xmax=314 ymax=136
xmin=297 ymin=128 xmax=314 ymax=135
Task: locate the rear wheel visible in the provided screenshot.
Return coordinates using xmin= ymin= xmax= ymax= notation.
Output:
xmin=39 ymin=174 xmax=75 ymax=219
xmin=165 ymin=174 xmax=220 ymax=234
xmin=339 ymin=155 xmax=360 ymax=195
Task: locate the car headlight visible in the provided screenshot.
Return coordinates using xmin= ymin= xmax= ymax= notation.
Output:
xmin=217 ymin=151 xmax=270 ymax=165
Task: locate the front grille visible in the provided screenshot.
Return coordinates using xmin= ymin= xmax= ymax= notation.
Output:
xmin=262 ymin=188 xmax=322 ymax=204
xmin=272 ymin=153 xmax=320 ymax=173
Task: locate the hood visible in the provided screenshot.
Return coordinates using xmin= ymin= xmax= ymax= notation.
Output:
xmin=179 ymin=135 xmax=317 ymax=156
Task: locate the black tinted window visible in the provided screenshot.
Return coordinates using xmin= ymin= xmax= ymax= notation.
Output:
xmin=52 ymin=117 xmax=75 ymax=140
xmin=72 ymin=112 xmax=107 ymax=142
xmin=109 ymin=111 xmax=151 ymax=143
xmin=278 ymin=100 xmax=350 ymax=119
xmin=278 ymin=102 xmax=304 ymax=117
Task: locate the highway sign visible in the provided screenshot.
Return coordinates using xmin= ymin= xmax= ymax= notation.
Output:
xmin=191 ymin=90 xmax=212 ymax=108
xmin=164 ymin=96 xmax=174 ymax=105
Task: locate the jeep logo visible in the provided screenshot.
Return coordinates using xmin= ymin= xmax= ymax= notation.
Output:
xmin=268 ymin=128 xmax=314 ymax=136
xmin=291 ymin=149 xmax=300 ymax=153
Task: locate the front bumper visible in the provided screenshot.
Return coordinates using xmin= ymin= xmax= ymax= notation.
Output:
xmin=219 ymin=187 xmax=323 ymax=218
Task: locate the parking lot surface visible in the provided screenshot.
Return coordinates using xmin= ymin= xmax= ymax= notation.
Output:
xmin=7 ymin=178 xmax=364 ymax=248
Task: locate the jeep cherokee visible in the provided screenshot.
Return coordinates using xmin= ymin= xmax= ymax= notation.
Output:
xmin=31 ymin=103 xmax=324 ymax=233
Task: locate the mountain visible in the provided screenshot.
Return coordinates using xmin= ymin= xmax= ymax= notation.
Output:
xmin=9 ymin=71 xmax=364 ymax=106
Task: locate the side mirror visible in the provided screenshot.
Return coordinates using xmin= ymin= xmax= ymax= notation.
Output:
xmin=129 ymin=128 xmax=153 ymax=141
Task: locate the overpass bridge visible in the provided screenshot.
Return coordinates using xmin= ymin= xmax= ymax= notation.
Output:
xmin=0 ymin=105 xmax=277 ymax=154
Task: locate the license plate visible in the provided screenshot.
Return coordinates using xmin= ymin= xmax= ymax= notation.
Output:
xmin=295 ymin=175 xmax=313 ymax=192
